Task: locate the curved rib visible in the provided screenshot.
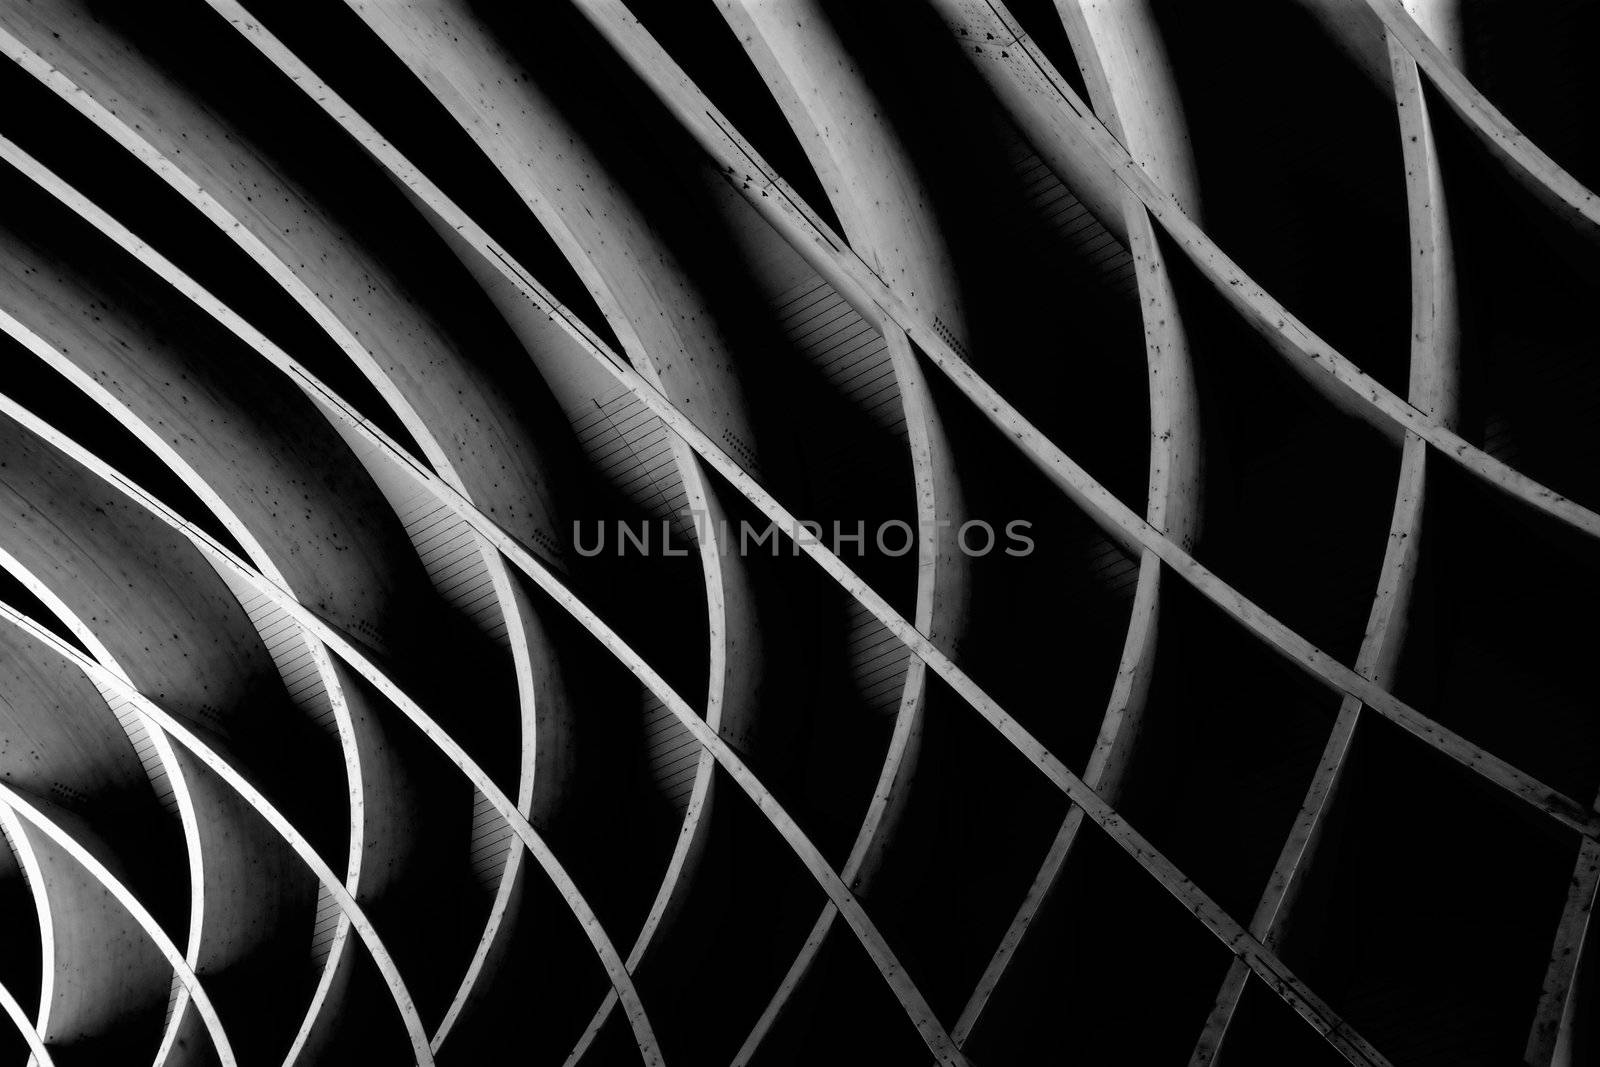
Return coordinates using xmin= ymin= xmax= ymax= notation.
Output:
xmin=1364 ymin=0 xmax=1600 ymax=237
xmin=0 ymin=805 xmax=55 ymax=1056
xmin=558 ymin=0 xmax=1598 ymax=835
xmin=0 ymin=196 xmax=414 ymax=1066
xmin=0 ymin=383 xmax=960 ymax=1065
xmin=951 ymin=0 xmax=1204 ymax=1043
xmin=0 ymin=396 xmax=670 ymax=1067
xmin=923 ymin=0 xmax=1600 ymax=534
xmin=661 ymin=6 xmax=971 ymax=1062
xmin=1529 ymin=836 xmax=1600 ymax=1065
xmin=37 ymin=26 xmax=1577 ymax=1067
xmin=0 ymin=292 xmax=1397 ymax=1066
xmin=0 ymin=618 xmax=170 ymax=1056
xmin=0 ymin=598 xmax=434 ymax=1064
xmin=0 ymin=785 xmax=237 ymax=1067
xmin=0 ymin=422 xmax=319 ymax=1063
xmin=0 ymin=973 xmax=53 ymax=1067
xmin=1188 ymin=18 xmax=1461 ymax=1060
xmin=0 ymin=6 xmax=581 ymax=1051
xmin=58 ymin=13 xmax=1590 ymax=1062
xmin=338 ymin=5 xmax=775 ymax=1060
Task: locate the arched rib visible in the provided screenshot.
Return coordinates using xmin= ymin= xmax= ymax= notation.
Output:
xmin=0 ymin=598 xmax=434 ymax=1065
xmin=0 ymin=7 xmax=582 ymax=1051
xmin=560 ymin=0 xmax=1600 ymax=548
xmin=1528 ymin=836 xmax=1600 ymax=1065
xmin=0 ymin=771 xmax=58 ymax=1055
xmin=25 ymin=24 xmax=1568 ymax=1067
xmin=1188 ymin=19 xmax=1462 ymax=1060
xmin=338 ymin=6 xmax=777 ymax=1061
xmin=0 ymin=973 xmax=53 ymax=1067
xmin=0 ymin=612 xmax=178 ymax=1058
xmin=67 ymin=14 xmax=1589 ymax=1062
xmin=0 ymin=299 xmax=1393 ymax=1066
xmin=951 ymin=0 xmax=1204 ymax=1043
xmin=556 ymin=0 xmax=1597 ymax=835
xmin=0 ymin=384 xmax=960 ymax=1065
xmin=0 ymin=423 xmax=320 ymax=1064
xmin=923 ymin=0 xmax=1600 ymax=533
xmin=687 ymin=6 xmax=971 ymax=1062
xmin=0 ymin=192 xmax=414 ymax=1066
xmin=0 ymin=397 xmax=671 ymax=1067
xmin=0 ymin=785 xmax=237 ymax=1067
xmin=1363 ymin=0 xmax=1600 ymax=237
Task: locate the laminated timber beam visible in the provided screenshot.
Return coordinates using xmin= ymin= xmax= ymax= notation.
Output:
xmin=336 ymin=5 xmax=775 ymax=1060
xmin=662 ymin=5 xmax=974 ymax=1064
xmin=551 ymin=0 xmax=1600 ymax=834
xmin=0 ymin=597 xmax=434 ymax=1065
xmin=0 ymin=3 xmax=587 ymax=1053
xmin=0 ymin=158 xmax=1387 ymax=1067
xmin=1364 ymin=0 xmax=1600 ymax=238
xmin=951 ymin=0 xmax=1204 ymax=1046
xmin=0 ymin=622 xmax=172 ymax=1058
xmin=25 ymin=6 xmax=1600 ymax=1062
xmin=0 ymin=188 xmax=430 ymax=1065
xmin=1188 ymin=10 xmax=1464 ymax=1059
xmin=0 ymin=787 xmax=236 ymax=1066
xmin=81 ymin=6 xmax=1600 ymax=1062
xmin=0 ymin=971 xmax=53 ymax=1067
xmin=0 ymin=392 xmax=669 ymax=1067
xmin=0 ymin=420 xmax=317 ymax=1063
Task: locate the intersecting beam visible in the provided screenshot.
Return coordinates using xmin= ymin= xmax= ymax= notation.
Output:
xmin=952 ymin=0 xmax=1203 ymax=1045
xmin=0 ymin=786 xmax=237 ymax=1067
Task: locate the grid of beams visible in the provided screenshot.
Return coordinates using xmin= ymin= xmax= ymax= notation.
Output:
xmin=0 ymin=1 xmax=1595 ymax=1064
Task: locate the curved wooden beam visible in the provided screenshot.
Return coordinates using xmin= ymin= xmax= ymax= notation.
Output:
xmin=1363 ymin=0 xmax=1600 ymax=238
xmin=950 ymin=0 xmax=1204 ymax=1044
xmin=0 ymin=381 xmax=961 ymax=1065
xmin=0 ymin=620 xmax=166 ymax=1055
xmin=1529 ymin=837 xmax=1600 ymax=1066
xmin=336 ymin=5 xmax=777 ymax=1060
xmin=645 ymin=6 xmax=972 ymax=1062
xmin=73 ymin=13 xmax=1590 ymax=1064
xmin=0 ymin=7 xmax=581 ymax=1052
xmin=0 ymin=972 xmax=53 ymax=1067
xmin=0 ymin=598 xmax=435 ymax=1065
xmin=85 ymin=20 xmax=1582 ymax=1065
xmin=0 ymin=187 xmax=420 ymax=1065
xmin=0 ymin=396 xmax=674 ymax=1067
xmin=1188 ymin=17 xmax=1462 ymax=1060
xmin=0 ymin=419 xmax=320 ymax=1063
xmin=0 ymin=785 xmax=238 ymax=1067
xmin=556 ymin=0 xmax=1599 ymax=835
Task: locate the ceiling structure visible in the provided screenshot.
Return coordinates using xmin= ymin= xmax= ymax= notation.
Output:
xmin=0 ymin=0 xmax=1596 ymax=1064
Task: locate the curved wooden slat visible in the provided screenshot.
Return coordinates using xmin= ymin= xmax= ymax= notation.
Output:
xmin=68 ymin=14 xmax=1580 ymax=1065
xmin=951 ymin=0 xmax=1205 ymax=1044
xmin=0 ymin=182 xmax=431 ymax=1064
xmin=0 ymin=972 xmax=53 ymax=1067
xmin=0 ymin=380 xmax=962 ymax=1066
xmin=0 ymin=598 xmax=435 ymax=1065
xmin=0 ymin=416 xmax=320 ymax=1063
xmin=560 ymin=0 xmax=1597 ymax=833
xmin=921 ymin=0 xmax=1600 ymax=537
xmin=1364 ymin=0 xmax=1600 ymax=238
xmin=87 ymin=21 xmax=1564 ymax=1065
xmin=336 ymin=5 xmax=778 ymax=1060
xmin=662 ymin=6 xmax=971 ymax=1062
xmin=1188 ymin=18 xmax=1462 ymax=1061
xmin=0 ymin=620 xmax=165 ymax=1055
xmin=0 ymin=395 xmax=672 ymax=1067
xmin=0 ymin=6 xmax=582 ymax=1052
xmin=0 ymin=786 xmax=237 ymax=1067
